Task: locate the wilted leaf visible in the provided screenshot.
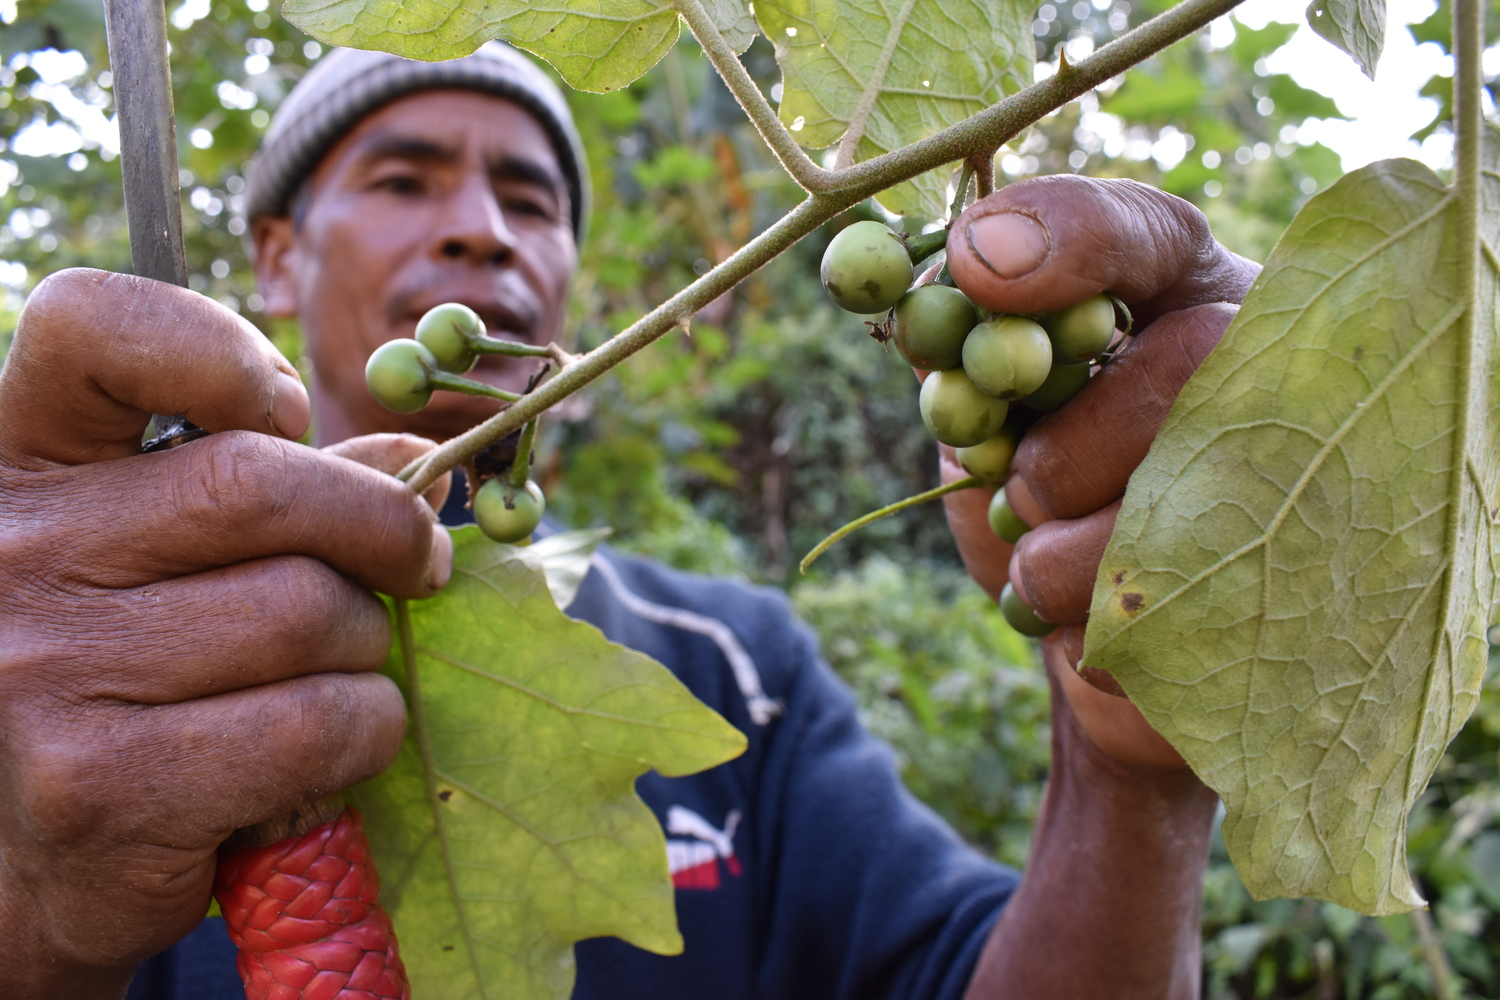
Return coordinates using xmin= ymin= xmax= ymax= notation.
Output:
xmin=753 ymin=0 xmax=1031 ymax=219
xmin=351 ymin=527 xmax=747 ymax=998
xmin=281 ymin=0 xmax=757 ymax=93
xmin=1084 ymin=136 xmax=1500 ymax=916
xmin=1305 ymin=0 xmax=1386 ymax=78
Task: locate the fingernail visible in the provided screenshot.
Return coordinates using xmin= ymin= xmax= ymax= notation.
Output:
xmin=427 ymin=526 xmax=453 ymax=592
xmin=967 ymin=212 xmax=1050 ymax=279
xmin=1008 ymin=547 xmax=1034 ymax=608
xmin=270 ymin=371 xmax=311 ymax=440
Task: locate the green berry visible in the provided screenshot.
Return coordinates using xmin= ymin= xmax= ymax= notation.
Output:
xmin=1020 ymin=362 xmax=1090 ymax=412
xmin=892 ymin=285 xmax=977 ymax=370
xmin=1000 ymin=582 xmax=1054 ymax=637
xmin=919 ymin=368 xmax=1009 ymax=448
xmin=956 ymin=428 xmax=1017 ymax=483
xmin=987 ymin=489 xmax=1030 ymax=544
xmin=821 ymin=221 xmax=914 ymax=314
xmin=365 ymin=339 xmax=437 ymax=414
xmin=1044 ymin=294 xmax=1116 ymax=365
xmin=416 ymin=302 xmax=485 ymax=374
xmin=961 ymin=316 xmax=1053 ymax=400
xmin=474 ymin=478 xmax=546 ymax=543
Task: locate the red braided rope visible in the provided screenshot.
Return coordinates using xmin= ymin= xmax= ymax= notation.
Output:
xmin=214 ymin=808 xmax=410 ymax=1000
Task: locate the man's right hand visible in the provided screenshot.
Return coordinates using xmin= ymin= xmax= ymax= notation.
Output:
xmin=0 ymin=269 xmax=452 ymax=998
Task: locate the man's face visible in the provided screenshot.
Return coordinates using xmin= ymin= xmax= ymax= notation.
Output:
xmin=254 ymin=89 xmax=577 ymax=443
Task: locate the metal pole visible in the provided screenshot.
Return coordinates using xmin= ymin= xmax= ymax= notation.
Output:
xmin=103 ymin=0 xmax=206 ymax=449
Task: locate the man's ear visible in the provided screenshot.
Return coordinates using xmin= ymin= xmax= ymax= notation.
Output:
xmin=252 ymin=216 xmax=301 ymax=318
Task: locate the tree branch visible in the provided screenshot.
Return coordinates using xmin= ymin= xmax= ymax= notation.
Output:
xmin=675 ymin=0 xmax=831 ymax=192
xmin=404 ymin=0 xmax=1250 ymax=495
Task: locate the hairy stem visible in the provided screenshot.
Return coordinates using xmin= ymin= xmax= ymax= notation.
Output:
xmin=507 ymin=418 xmax=539 ymax=489
xmin=427 ymin=370 xmax=522 ymax=402
xmin=799 ymin=476 xmax=981 ymax=573
xmin=404 ymin=0 xmax=1247 ymax=495
xmin=675 ymin=0 xmax=829 ymax=191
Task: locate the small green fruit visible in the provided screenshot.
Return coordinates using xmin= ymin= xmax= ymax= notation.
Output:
xmin=962 ymin=316 xmax=1053 ymax=400
xmin=1020 ymin=362 xmax=1090 ymax=412
xmin=821 ymin=221 xmax=914 ymax=314
xmin=892 ymin=285 xmax=977 ymax=370
xmin=365 ymin=339 xmax=437 ymax=414
xmin=956 ymin=428 xmax=1017 ymax=483
xmin=474 ymin=478 xmax=545 ymax=543
xmin=1000 ymin=582 xmax=1054 ymax=637
xmin=416 ymin=302 xmax=485 ymax=374
xmin=919 ymin=368 xmax=1009 ymax=448
xmin=1044 ymin=294 xmax=1115 ymax=365
xmin=987 ymin=489 xmax=1030 ymax=544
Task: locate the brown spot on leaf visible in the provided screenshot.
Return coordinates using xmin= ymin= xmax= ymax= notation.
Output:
xmin=438 ymin=789 xmax=454 ymax=802
xmin=1119 ymin=592 xmax=1144 ymax=614
xmin=1112 ymin=570 xmax=1125 ymax=587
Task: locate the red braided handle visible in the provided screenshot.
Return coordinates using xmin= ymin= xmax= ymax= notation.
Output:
xmin=214 ymin=808 xmax=410 ymax=1000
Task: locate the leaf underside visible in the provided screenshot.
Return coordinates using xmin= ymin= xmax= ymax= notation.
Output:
xmin=1083 ymin=133 xmax=1500 ymax=917
xmin=280 ymin=0 xmax=755 ymax=93
xmin=754 ymin=0 xmax=1032 ymax=219
xmin=352 ymin=527 xmax=747 ymax=999
xmin=1305 ymin=0 xmax=1387 ymax=79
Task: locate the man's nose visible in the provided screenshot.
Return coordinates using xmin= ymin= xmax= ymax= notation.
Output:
xmin=431 ymin=173 xmax=516 ymax=267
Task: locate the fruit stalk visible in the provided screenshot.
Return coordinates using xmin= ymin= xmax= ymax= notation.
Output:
xmin=214 ymin=808 xmax=411 ymax=1000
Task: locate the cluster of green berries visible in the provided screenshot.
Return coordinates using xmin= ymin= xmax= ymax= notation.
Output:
xmin=822 ymin=220 xmax=1120 ymax=638
xmin=364 ymin=303 xmax=550 ymax=544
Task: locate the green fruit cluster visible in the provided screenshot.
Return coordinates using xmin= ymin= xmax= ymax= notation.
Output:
xmin=894 ymin=283 xmax=1115 ymax=476
xmin=821 ymin=236 xmax=1122 ymax=637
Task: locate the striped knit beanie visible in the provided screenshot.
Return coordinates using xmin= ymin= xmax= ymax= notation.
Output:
xmin=244 ymin=43 xmax=589 ymax=242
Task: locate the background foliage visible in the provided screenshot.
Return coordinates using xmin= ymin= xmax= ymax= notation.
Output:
xmin=4 ymin=0 xmax=1500 ymax=992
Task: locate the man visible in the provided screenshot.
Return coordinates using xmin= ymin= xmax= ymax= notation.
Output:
xmin=0 ymin=41 xmax=1254 ymax=1000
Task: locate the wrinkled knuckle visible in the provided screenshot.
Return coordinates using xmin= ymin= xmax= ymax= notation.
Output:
xmin=10 ymin=725 xmax=111 ymax=843
xmin=187 ymin=431 xmax=295 ymax=532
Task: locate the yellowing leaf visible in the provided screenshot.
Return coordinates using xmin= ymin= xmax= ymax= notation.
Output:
xmin=1306 ymin=0 xmax=1387 ymax=79
xmin=351 ymin=527 xmax=747 ymax=998
xmin=1084 ymin=138 xmax=1500 ymax=916
xmin=281 ymin=0 xmax=756 ymax=92
xmin=754 ymin=0 xmax=1031 ymax=219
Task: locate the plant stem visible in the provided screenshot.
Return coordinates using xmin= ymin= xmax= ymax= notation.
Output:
xmin=403 ymin=0 xmax=1247 ymax=496
xmin=675 ymin=0 xmax=829 ymax=191
xmin=904 ymin=227 xmax=949 ymax=265
xmin=949 ymin=162 xmax=975 ymax=222
xmin=426 ymin=370 xmax=522 ymax=402
xmin=799 ymin=476 xmax=982 ymax=574
xmin=1410 ymin=906 xmax=1457 ymax=1000
xmin=506 ymin=418 xmax=539 ymax=489
xmin=472 ymin=336 xmax=553 ymax=358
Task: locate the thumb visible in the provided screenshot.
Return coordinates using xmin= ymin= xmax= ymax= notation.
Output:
xmin=0 ymin=268 xmax=310 ymax=467
xmin=945 ymin=175 xmax=1258 ymax=324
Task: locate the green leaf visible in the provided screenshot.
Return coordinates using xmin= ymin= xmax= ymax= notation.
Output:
xmin=752 ymin=0 xmax=1031 ymax=219
xmin=1084 ymin=138 xmax=1500 ymax=916
xmin=351 ymin=526 xmax=747 ymax=998
xmin=1305 ymin=0 xmax=1386 ymax=79
xmin=280 ymin=0 xmax=757 ymax=93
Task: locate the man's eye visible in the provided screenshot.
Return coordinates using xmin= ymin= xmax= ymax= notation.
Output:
xmin=377 ymin=175 xmax=424 ymax=195
xmin=502 ymin=194 xmax=555 ymax=220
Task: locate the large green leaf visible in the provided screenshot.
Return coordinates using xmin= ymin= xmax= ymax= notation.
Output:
xmin=753 ymin=0 xmax=1031 ymax=219
xmin=350 ymin=527 xmax=747 ymax=998
xmin=280 ymin=0 xmax=756 ymax=92
xmin=1083 ymin=137 xmax=1500 ymax=916
xmin=1305 ymin=0 xmax=1386 ymax=78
